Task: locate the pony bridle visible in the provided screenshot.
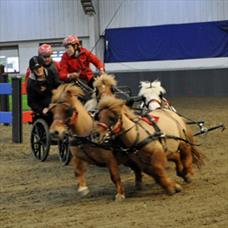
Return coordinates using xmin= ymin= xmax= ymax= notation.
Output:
xmin=49 ymin=101 xmax=78 ymax=126
xmin=146 ymin=98 xmax=161 ymax=109
xmin=96 ymin=110 xmax=123 ymax=142
xmin=96 ymin=110 xmax=138 ymax=143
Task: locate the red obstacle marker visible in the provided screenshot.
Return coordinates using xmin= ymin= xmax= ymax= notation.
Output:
xmin=21 ymin=82 xmax=27 ymax=95
xmin=22 ymin=110 xmax=33 ymax=123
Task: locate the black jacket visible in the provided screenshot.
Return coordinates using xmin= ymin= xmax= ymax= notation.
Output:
xmin=27 ymin=69 xmax=60 ymax=114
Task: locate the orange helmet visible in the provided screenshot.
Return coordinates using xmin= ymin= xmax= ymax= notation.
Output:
xmin=38 ymin=44 xmax=53 ymax=56
xmin=63 ymin=35 xmax=80 ymax=46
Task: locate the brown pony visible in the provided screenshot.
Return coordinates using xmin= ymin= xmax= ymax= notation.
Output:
xmin=49 ymin=83 xmax=142 ymax=201
xmin=92 ymin=96 xmax=204 ymax=195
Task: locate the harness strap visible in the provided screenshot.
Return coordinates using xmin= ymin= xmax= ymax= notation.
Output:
xmin=143 ymin=112 xmax=161 ymax=133
xmin=147 ymin=99 xmax=161 ymax=109
xmin=164 ymin=134 xmax=200 ymax=146
xmin=131 ymin=132 xmax=162 ymax=151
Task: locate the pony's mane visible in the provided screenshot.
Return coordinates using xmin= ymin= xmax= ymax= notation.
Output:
xmin=98 ymin=96 xmax=137 ymax=120
xmin=52 ymin=83 xmax=84 ymax=102
xmin=138 ymin=80 xmax=166 ymax=97
xmin=85 ymin=73 xmax=117 ymax=111
xmin=93 ymin=73 xmax=117 ymax=88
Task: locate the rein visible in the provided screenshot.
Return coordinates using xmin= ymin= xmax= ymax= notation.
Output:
xmin=98 ymin=111 xmax=163 ymax=152
xmin=98 ymin=109 xmax=200 ymax=152
xmin=50 ymin=101 xmax=78 ymax=126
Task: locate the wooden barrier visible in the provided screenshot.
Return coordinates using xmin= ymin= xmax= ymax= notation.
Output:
xmin=21 ymin=82 xmax=33 ymax=123
xmin=0 ymin=76 xmax=22 ymax=143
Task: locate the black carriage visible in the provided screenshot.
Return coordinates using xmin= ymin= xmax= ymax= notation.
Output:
xmin=30 ymin=113 xmax=72 ymax=165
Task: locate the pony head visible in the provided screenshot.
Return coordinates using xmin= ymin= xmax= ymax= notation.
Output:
xmin=138 ymin=80 xmax=166 ymax=111
xmin=49 ymin=84 xmax=87 ymax=139
xmin=93 ymin=73 xmax=117 ymax=99
xmin=138 ymin=80 xmax=166 ymax=98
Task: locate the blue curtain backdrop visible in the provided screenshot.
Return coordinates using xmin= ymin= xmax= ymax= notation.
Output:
xmin=104 ymin=20 xmax=228 ymax=63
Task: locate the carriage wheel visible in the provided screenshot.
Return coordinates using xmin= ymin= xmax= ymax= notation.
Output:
xmin=30 ymin=119 xmax=50 ymax=161
xmin=58 ymin=136 xmax=72 ymax=166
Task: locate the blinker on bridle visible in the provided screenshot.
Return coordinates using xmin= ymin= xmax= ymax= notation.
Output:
xmin=96 ymin=108 xmax=122 ymax=134
xmin=49 ymin=101 xmax=78 ymax=125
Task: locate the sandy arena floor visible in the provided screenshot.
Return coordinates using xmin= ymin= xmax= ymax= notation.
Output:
xmin=0 ymin=97 xmax=228 ymax=228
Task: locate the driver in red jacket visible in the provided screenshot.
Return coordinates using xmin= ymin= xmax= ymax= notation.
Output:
xmin=59 ymin=35 xmax=105 ymax=87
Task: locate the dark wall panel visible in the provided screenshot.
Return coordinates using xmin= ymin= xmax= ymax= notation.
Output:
xmin=105 ymin=21 xmax=228 ymax=63
xmin=113 ymin=68 xmax=228 ymax=97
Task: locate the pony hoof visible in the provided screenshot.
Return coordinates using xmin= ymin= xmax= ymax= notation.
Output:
xmin=184 ymin=175 xmax=192 ymax=183
xmin=167 ymin=184 xmax=182 ymax=195
xmin=175 ymin=184 xmax=183 ymax=193
xmin=78 ymin=186 xmax=90 ymax=197
xmin=115 ymin=194 xmax=125 ymax=202
xmin=135 ymin=183 xmax=143 ymax=191
xmin=167 ymin=189 xmax=176 ymax=195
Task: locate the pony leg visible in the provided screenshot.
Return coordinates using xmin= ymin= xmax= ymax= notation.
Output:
xmin=179 ymin=143 xmax=194 ymax=183
xmin=71 ymin=155 xmax=89 ymax=197
xmin=125 ymin=160 xmax=143 ymax=190
xmin=142 ymin=150 xmax=182 ymax=195
xmin=167 ymin=152 xmax=184 ymax=179
xmin=107 ymin=160 xmax=125 ymax=201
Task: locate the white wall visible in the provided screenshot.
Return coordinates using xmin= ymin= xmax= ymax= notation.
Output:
xmin=18 ymin=37 xmax=91 ymax=74
xmin=1 ymin=0 xmax=228 ymax=74
xmin=0 ymin=0 xmax=89 ymax=42
xmin=18 ymin=42 xmax=39 ymax=74
xmin=99 ymin=0 xmax=228 ymax=72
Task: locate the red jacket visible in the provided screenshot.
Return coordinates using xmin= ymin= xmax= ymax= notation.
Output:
xmin=59 ymin=47 xmax=104 ymax=82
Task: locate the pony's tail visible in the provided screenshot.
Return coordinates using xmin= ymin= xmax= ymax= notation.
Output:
xmin=191 ymin=144 xmax=205 ymax=169
xmin=185 ymin=126 xmax=205 ymax=169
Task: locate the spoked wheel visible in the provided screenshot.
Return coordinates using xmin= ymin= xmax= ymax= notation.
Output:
xmin=58 ymin=136 xmax=72 ymax=166
xmin=30 ymin=119 xmax=50 ymax=161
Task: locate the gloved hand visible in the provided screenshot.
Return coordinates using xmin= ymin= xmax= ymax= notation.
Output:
xmin=99 ymin=68 xmax=105 ymax=75
xmin=67 ymin=72 xmax=80 ymax=80
xmin=42 ymin=107 xmax=49 ymax=114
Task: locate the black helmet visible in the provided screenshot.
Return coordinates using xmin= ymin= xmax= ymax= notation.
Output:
xmin=29 ymin=56 xmax=45 ymax=71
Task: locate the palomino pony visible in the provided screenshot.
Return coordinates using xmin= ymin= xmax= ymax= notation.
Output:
xmin=88 ymin=77 xmax=203 ymax=183
xmin=138 ymin=80 xmax=176 ymax=112
xmin=85 ymin=74 xmax=198 ymax=183
xmin=92 ymin=96 xmax=204 ymax=194
xmin=84 ymin=73 xmax=117 ymax=112
xmin=49 ymin=83 xmax=142 ymax=201
xmin=138 ymin=80 xmax=205 ymax=174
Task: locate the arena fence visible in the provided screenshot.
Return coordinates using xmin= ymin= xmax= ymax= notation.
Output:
xmin=0 ymin=75 xmax=32 ymax=143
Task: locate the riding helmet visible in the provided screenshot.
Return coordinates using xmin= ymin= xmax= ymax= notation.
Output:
xmin=29 ymin=56 xmax=45 ymax=71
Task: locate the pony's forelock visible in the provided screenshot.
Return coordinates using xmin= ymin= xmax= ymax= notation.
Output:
xmin=93 ymin=73 xmax=117 ymax=88
xmin=98 ymin=96 xmax=124 ymax=112
xmin=51 ymin=83 xmax=84 ymax=103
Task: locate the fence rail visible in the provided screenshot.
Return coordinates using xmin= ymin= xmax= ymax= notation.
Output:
xmin=0 ymin=75 xmax=23 ymax=143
